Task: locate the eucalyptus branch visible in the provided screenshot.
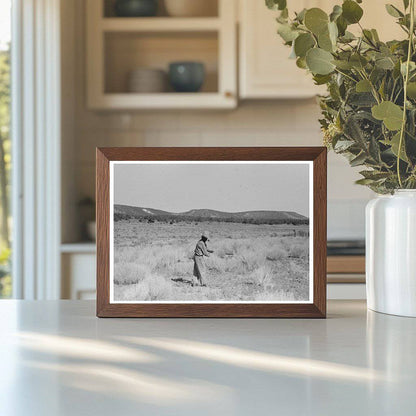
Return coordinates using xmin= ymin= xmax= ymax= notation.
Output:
xmin=334 ymin=68 xmax=357 ymax=83
xmin=397 ymin=0 xmax=415 ymax=188
xmin=358 ymin=69 xmax=381 ymax=104
xmin=267 ymin=0 xmax=416 ymax=193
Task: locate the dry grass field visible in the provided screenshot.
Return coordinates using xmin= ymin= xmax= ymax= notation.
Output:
xmin=113 ymin=220 xmax=310 ymax=302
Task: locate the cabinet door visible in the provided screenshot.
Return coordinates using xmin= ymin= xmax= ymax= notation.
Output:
xmin=239 ymin=0 xmax=320 ymax=99
xmin=239 ymin=0 xmax=403 ymax=99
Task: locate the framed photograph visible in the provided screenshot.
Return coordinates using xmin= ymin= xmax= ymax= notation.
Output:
xmin=96 ymin=147 xmax=327 ymax=318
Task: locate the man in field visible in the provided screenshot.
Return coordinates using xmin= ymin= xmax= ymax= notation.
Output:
xmin=192 ymin=231 xmax=214 ymax=287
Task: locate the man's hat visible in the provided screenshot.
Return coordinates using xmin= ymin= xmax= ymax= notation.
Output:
xmin=201 ymin=231 xmax=210 ymax=240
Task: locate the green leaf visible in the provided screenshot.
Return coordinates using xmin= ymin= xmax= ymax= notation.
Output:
xmin=280 ymin=8 xmax=288 ymax=19
xmin=295 ymin=8 xmax=307 ymax=22
xmin=336 ymin=15 xmax=348 ymax=36
xmin=356 ymin=178 xmax=377 ymax=185
xmin=266 ymin=0 xmax=287 ymax=11
xmin=333 ymin=59 xmax=353 ymax=70
xmin=294 ymin=33 xmax=315 ymax=57
xmin=344 ymin=114 xmax=368 ymax=147
xmin=385 ymin=4 xmax=403 ymax=18
xmin=277 ymin=23 xmax=299 ymax=42
xmin=369 ymin=136 xmax=381 ymax=162
xmin=340 ymin=31 xmax=356 ymax=42
xmin=371 ymin=29 xmax=380 ymax=42
xmin=296 ymin=57 xmax=307 ymax=69
xmin=401 ymin=61 xmax=416 ymax=76
xmin=375 ymin=57 xmax=395 ymax=70
xmin=306 ymin=48 xmax=335 ymax=75
xmin=382 ymin=132 xmax=409 ymax=162
xmin=356 ymin=79 xmax=372 ymax=92
xmin=350 ymin=152 xmax=368 ymax=167
xmin=304 ymin=8 xmax=329 ymax=35
xmin=372 ymin=101 xmax=404 ymax=130
xmin=330 ymin=5 xmax=343 ymax=22
xmin=313 ymin=74 xmax=332 ymax=85
xmin=334 ymin=139 xmax=355 ymax=152
xmin=407 ymin=82 xmax=416 ymax=99
xmin=318 ymin=31 xmax=333 ymax=52
xmin=328 ymin=21 xmax=338 ymax=45
xmin=350 ymin=53 xmax=368 ymax=69
xmin=360 ymin=170 xmax=391 ymax=180
xmin=317 ymin=23 xmax=338 ymax=52
xmin=349 ymin=92 xmax=377 ymax=107
xmin=363 ymin=29 xmax=375 ymax=44
xmin=342 ymin=0 xmax=364 ymax=24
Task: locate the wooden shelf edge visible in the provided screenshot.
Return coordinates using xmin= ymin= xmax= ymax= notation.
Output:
xmin=61 ymin=243 xmax=96 ymax=254
xmin=327 ymin=255 xmax=365 ymax=274
xmin=101 ymin=17 xmax=221 ymax=32
xmin=88 ymin=93 xmax=237 ymax=110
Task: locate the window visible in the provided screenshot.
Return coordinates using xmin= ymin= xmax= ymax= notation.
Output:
xmin=0 ymin=0 xmax=11 ymax=298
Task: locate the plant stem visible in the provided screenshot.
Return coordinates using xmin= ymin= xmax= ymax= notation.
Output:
xmin=334 ymin=68 xmax=357 ymax=83
xmin=358 ymin=69 xmax=380 ymax=104
xmin=397 ymin=0 xmax=415 ymax=188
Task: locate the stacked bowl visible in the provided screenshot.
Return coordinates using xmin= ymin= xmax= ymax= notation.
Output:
xmin=127 ymin=68 xmax=167 ymax=93
xmin=164 ymin=0 xmax=217 ymax=17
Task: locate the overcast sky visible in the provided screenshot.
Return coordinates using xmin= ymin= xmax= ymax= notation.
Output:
xmin=113 ymin=162 xmax=310 ymax=217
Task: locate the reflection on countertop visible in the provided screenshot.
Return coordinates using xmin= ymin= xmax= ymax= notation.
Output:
xmin=0 ymin=300 xmax=415 ymax=415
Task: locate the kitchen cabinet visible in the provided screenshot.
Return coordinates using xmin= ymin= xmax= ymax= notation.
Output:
xmin=239 ymin=0 xmax=324 ymax=99
xmin=86 ymin=0 xmax=237 ymax=109
xmin=238 ymin=0 xmax=404 ymax=99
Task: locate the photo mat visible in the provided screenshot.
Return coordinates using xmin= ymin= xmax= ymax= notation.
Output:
xmin=109 ymin=161 xmax=314 ymax=304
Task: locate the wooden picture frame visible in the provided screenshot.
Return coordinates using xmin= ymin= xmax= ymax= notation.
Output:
xmin=96 ymin=147 xmax=327 ymax=318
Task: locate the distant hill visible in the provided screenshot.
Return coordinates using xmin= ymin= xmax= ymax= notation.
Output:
xmin=114 ymin=205 xmax=308 ymax=225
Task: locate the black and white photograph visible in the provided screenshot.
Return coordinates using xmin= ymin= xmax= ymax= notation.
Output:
xmin=110 ymin=161 xmax=313 ymax=303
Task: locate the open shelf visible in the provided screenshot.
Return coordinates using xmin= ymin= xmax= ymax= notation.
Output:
xmin=86 ymin=0 xmax=237 ymax=109
xmin=101 ymin=17 xmax=221 ymax=32
xmin=61 ymin=243 xmax=96 ymax=254
xmin=91 ymin=92 xmax=235 ymax=109
xmin=104 ymin=31 xmax=219 ymax=94
xmin=103 ymin=0 xmax=219 ymax=18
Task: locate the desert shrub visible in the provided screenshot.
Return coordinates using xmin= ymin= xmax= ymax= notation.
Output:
xmin=239 ymin=251 xmax=263 ymax=273
xmin=251 ymin=264 xmax=273 ymax=288
xmin=216 ymin=240 xmax=239 ymax=258
xmin=114 ymin=263 xmax=150 ymax=285
xmin=171 ymin=260 xmax=192 ymax=276
xmin=286 ymin=239 xmax=309 ymax=259
xmin=115 ymin=274 xmax=173 ymax=301
xmin=265 ymin=246 xmax=287 ymax=261
xmin=147 ymin=275 xmax=173 ymax=300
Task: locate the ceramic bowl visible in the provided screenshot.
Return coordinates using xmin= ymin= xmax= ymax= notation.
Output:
xmin=168 ymin=62 xmax=205 ymax=93
xmin=114 ymin=0 xmax=158 ymax=17
xmin=127 ymin=68 xmax=167 ymax=93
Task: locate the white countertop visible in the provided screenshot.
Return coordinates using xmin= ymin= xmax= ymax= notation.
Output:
xmin=0 ymin=300 xmax=415 ymax=415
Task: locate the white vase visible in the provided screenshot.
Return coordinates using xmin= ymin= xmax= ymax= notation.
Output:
xmin=366 ymin=190 xmax=416 ymax=317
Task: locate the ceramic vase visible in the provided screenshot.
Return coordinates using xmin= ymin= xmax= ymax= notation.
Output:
xmin=366 ymin=190 xmax=416 ymax=317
